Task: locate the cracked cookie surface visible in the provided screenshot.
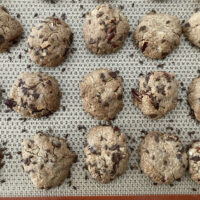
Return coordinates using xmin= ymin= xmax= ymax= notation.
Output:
xmin=183 ymin=12 xmax=200 ymax=48
xmin=5 ymin=72 xmax=61 ymax=118
xmin=80 ymin=68 xmax=123 ymax=121
xmin=26 ymin=17 xmax=73 ymax=67
xmin=22 ymin=132 xmax=76 ymax=189
xmin=139 ymin=131 xmax=188 ymax=184
xmin=0 ymin=6 xmax=23 ymax=52
xmin=132 ymin=71 xmax=178 ymax=119
xmin=83 ymin=4 xmax=130 ymax=54
xmin=84 ymin=125 xmax=129 ymax=183
xmin=188 ymin=76 xmax=200 ymax=122
xmin=133 ymin=11 xmax=181 ymax=59
xmin=188 ymin=141 xmax=200 ymax=184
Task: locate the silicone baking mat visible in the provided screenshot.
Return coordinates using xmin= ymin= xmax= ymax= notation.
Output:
xmin=0 ymin=0 xmax=200 ymax=198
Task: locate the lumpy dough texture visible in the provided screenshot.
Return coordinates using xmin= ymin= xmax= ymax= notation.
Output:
xmin=26 ymin=17 xmax=73 ymax=67
xmin=133 ymin=11 xmax=181 ymax=59
xmin=83 ymin=4 xmax=130 ymax=54
xmin=80 ymin=68 xmax=123 ymax=121
xmin=84 ymin=126 xmax=129 ymax=183
xmin=132 ymin=71 xmax=178 ymax=119
xmin=5 ymin=72 xmax=61 ymax=118
xmin=139 ymin=132 xmax=188 ymax=184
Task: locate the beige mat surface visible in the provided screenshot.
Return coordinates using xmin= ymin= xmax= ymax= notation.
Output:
xmin=0 ymin=0 xmax=200 ymax=197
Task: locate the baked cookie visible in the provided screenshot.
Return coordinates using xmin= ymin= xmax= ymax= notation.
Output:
xmin=22 ymin=132 xmax=76 ymax=189
xmin=188 ymin=141 xmax=200 ymax=184
xmin=132 ymin=71 xmax=178 ymax=119
xmin=26 ymin=17 xmax=73 ymax=67
xmin=5 ymin=72 xmax=61 ymax=118
xmin=83 ymin=4 xmax=130 ymax=54
xmin=80 ymin=68 xmax=123 ymax=121
xmin=0 ymin=6 xmax=23 ymax=52
xmin=84 ymin=125 xmax=129 ymax=183
xmin=183 ymin=12 xmax=200 ymax=48
xmin=133 ymin=11 xmax=181 ymax=59
xmin=188 ymin=76 xmax=200 ymax=122
xmin=139 ymin=132 xmax=188 ymax=184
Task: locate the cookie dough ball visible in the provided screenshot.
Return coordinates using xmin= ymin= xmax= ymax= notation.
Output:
xmin=83 ymin=4 xmax=130 ymax=54
xmin=132 ymin=71 xmax=178 ymax=119
xmin=188 ymin=76 xmax=200 ymax=122
xmin=188 ymin=141 xmax=200 ymax=184
xmin=22 ymin=132 xmax=76 ymax=189
xmin=84 ymin=126 xmax=129 ymax=183
xmin=133 ymin=11 xmax=181 ymax=59
xmin=26 ymin=17 xmax=73 ymax=67
xmin=5 ymin=72 xmax=61 ymax=118
xmin=0 ymin=6 xmax=23 ymax=52
xmin=139 ymin=132 xmax=188 ymax=184
xmin=183 ymin=12 xmax=200 ymax=48
xmin=80 ymin=68 xmax=123 ymax=121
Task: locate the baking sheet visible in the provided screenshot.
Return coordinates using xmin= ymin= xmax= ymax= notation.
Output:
xmin=0 ymin=0 xmax=200 ymax=197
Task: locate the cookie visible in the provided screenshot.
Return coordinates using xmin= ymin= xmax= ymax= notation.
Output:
xmin=80 ymin=68 xmax=123 ymax=121
xmin=139 ymin=132 xmax=188 ymax=184
xmin=133 ymin=11 xmax=181 ymax=59
xmin=0 ymin=6 xmax=23 ymax=52
xmin=132 ymin=71 xmax=178 ymax=119
xmin=83 ymin=4 xmax=130 ymax=54
xmin=183 ymin=12 xmax=200 ymax=48
xmin=5 ymin=72 xmax=61 ymax=118
xmin=84 ymin=125 xmax=129 ymax=183
xmin=22 ymin=132 xmax=76 ymax=189
xmin=188 ymin=76 xmax=200 ymax=122
xmin=26 ymin=17 xmax=73 ymax=67
xmin=188 ymin=141 xmax=200 ymax=184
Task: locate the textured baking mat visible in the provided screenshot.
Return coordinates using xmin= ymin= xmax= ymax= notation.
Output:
xmin=0 ymin=0 xmax=200 ymax=197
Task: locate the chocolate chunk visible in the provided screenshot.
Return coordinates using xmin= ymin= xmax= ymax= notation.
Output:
xmin=0 ymin=35 xmax=5 ymax=45
xmin=190 ymin=156 xmax=200 ymax=162
xmin=89 ymin=38 xmax=95 ymax=44
xmin=4 ymin=99 xmax=17 ymax=109
xmin=52 ymin=141 xmax=61 ymax=148
xmin=109 ymin=144 xmax=119 ymax=151
xmin=166 ymin=20 xmax=170 ymax=24
xmin=112 ymin=152 xmax=122 ymax=164
xmin=141 ymin=42 xmax=148 ymax=52
xmin=32 ymin=93 xmax=40 ymax=99
xmin=132 ymin=88 xmax=142 ymax=102
xmin=89 ymin=146 xmax=97 ymax=154
xmin=139 ymin=26 xmax=146 ymax=32
xmin=184 ymin=22 xmax=190 ymax=27
xmin=96 ymin=12 xmax=104 ymax=18
xmin=109 ymin=71 xmax=117 ymax=78
xmin=154 ymin=134 xmax=159 ymax=143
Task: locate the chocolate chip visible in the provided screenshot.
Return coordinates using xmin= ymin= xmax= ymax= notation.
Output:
xmin=77 ymin=125 xmax=87 ymax=131
xmin=166 ymin=20 xmax=170 ymax=24
xmin=107 ymin=32 xmax=115 ymax=41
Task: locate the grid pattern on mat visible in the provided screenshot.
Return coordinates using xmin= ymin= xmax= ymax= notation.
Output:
xmin=0 ymin=0 xmax=200 ymax=197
